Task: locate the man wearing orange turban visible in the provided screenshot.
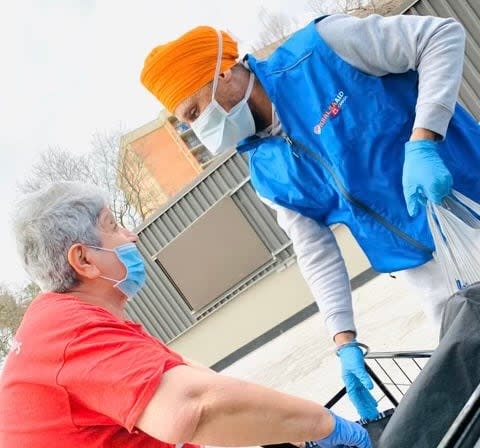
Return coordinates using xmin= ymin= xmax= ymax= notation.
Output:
xmin=140 ymin=12 xmax=479 ymax=430
xmin=141 ymin=25 xmax=263 ymax=155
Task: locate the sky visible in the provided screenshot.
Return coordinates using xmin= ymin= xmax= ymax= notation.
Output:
xmin=0 ymin=0 xmax=322 ymax=288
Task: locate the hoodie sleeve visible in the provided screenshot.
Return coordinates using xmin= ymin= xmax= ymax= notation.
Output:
xmin=317 ymin=13 xmax=466 ymax=138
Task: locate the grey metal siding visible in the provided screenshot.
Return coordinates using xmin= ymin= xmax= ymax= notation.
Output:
xmin=128 ymin=152 xmax=293 ymax=341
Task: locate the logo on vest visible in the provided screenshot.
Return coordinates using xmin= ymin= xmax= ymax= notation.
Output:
xmin=313 ymin=90 xmax=348 ymax=135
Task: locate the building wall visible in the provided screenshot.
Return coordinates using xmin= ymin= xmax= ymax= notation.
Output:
xmin=130 ymin=124 xmax=201 ymax=200
xmin=117 ymin=145 xmax=167 ymax=216
xmin=120 ymin=115 xmax=216 ymax=218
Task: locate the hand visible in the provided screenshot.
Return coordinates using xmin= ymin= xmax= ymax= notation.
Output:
xmin=338 ymin=343 xmax=379 ymax=420
xmin=313 ymin=411 xmax=371 ymax=448
xmin=402 ymin=139 xmax=453 ymax=216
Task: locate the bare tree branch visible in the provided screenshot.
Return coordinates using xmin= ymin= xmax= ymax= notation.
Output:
xmin=308 ymin=0 xmax=329 ymax=15
xmin=253 ymin=6 xmax=298 ymax=51
xmin=308 ymin=0 xmax=377 ymax=15
xmin=0 ymin=284 xmax=35 ymax=359
xmin=19 ymin=127 xmax=159 ymax=229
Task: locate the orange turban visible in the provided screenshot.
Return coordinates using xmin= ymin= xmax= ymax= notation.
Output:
xmin=140 ymin=26 xmax=239 ymax=113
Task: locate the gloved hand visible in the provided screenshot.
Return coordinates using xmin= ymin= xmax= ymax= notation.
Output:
xmin=313 ymin=411 xmax=371 ymax=448
xmin=402 ymin=139 xmax=453 ymax=217
xmin=337 ymin=342 xmax=379 ymax=421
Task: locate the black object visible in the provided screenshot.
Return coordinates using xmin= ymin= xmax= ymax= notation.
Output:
xmin=261 ymin=443 xmax=298 ymax=448
xmin=438 ymin=382 xmax=480 ymax=447
xmin=361 ymin=409 xmax=394 ymax=447
xmin=378 ymin=283 xmax=480 ymax=448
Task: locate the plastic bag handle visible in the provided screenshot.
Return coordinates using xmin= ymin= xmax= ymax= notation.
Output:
xmin=427 ymin=190 xmax=480 ymax=295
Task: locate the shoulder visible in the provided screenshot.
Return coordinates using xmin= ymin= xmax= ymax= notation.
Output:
xmin=317 ymin=13 xmax=464 ymax=38
xmin=4 ymin=293 xmax=127 ymax=374
xmin=19 ymin=292 xmax=121 ymax=339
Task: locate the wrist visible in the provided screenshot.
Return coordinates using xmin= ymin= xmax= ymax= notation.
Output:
xmin=410 ymin=128 xmax=440 ymax=141
xmin=336 ymin=341 xmax=370 ymax=358
xmin=334 ymin=331 xmax=355 ymax=346
xmin=321 ymin=409 xmax=336 ymax=439
xmin=404 ymin=139 xmax=439 ymax=156
xmin=312 ymin=410 xmax=336 ymax=443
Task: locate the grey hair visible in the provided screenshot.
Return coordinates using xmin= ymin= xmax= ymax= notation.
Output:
xmin=12 ymin=181 xmax=109 ymax=292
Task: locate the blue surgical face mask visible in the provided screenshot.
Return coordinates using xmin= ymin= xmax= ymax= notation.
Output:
xmin=87 ymin=243 xmax=146 ymax=298
xmin=190 ymin=30 xmax=256 ymax=155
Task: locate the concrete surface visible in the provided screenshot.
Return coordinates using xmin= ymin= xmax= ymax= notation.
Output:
xmin=220 ymin=272 xmax=438 ymax=423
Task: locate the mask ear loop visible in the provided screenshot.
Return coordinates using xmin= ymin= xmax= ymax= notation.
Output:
xmin=243 ymin=71 xmax=255 ymax=102
xmin=85 ymin=245 xmax=127 ymax=285
xmin=211 ymin=29 xmax=224 ymax=101
xmin=212 ymin=29 xmax=254 ymax=109
xmin=271 ymin=103 xmax=277 ymax=129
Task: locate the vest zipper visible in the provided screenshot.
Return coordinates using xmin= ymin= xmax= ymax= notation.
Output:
xmin=283 ymin=135 xmax=431 ymax=254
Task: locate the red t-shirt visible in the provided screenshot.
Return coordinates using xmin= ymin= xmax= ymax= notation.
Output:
xmin=0 ymin=292 xmax=196 ymax=447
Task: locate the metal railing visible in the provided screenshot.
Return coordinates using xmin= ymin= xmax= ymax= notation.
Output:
xmin=325 ymin=350 xmax=433 ymax=410
xmin=324 ymin=350 xmax=480 ymax=447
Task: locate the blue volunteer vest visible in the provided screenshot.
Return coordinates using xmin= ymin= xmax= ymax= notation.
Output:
xmin=238 ymin=18 xmax=480 ymax=273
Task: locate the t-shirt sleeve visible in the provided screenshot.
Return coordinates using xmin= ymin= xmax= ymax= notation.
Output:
xmin=56 ymin=318 xmax=185 ymax=432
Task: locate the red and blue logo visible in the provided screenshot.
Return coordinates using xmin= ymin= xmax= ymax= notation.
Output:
xmin=314 ymin=90 xmax=348 ymax=135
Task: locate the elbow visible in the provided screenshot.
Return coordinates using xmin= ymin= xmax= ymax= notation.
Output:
xmin=135 ymin=366 xmax=218 ymax=444
xmin=445 ymin=17 xmax=466 ymax=45
xmin=453 ymin=20 xmax=466 ymax=43
xmin=136 ymin=385 xmax=204 ymax=444
xmin=164 ymin=398 xmax=204 ymax=444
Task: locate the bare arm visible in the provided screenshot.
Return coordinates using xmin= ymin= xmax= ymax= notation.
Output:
xmin=182 ymin=355 xmax=214 ymax=371
xmin=135 ymin=365 xmax=334 ymax=446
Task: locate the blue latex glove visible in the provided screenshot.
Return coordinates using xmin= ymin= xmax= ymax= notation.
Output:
xmin=314 ymin=411 xmax=371 ymax=448
xmin=338 ymin=342 xmax=379 ymax=421
xmin=402 ymin=139 xmax=453 ymax=217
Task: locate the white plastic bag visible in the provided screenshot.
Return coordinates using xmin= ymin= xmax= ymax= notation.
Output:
xmin=427 ymin=190 xmax=480 ymax=296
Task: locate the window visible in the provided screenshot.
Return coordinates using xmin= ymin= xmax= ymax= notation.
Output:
xmin=183 ymin=133 xmax=201 ymax=148
xmin=155 ymin=196 xmax=272 ymax=312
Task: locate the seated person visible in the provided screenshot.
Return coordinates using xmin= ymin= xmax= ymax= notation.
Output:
xmin=0 ymin=181 xmax=371 ymax=448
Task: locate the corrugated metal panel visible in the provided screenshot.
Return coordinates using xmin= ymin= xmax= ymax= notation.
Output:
xmin=406 ymin=0 xmax=480 ymax=120
xmin=127 ymin=152 xmax=293 ymax=341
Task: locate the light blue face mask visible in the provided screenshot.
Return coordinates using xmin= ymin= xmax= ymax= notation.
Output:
xmin=190 ymin=29 xmax=256 ymax=155
xmin=87 ymin=242 xmax=146 ymax=298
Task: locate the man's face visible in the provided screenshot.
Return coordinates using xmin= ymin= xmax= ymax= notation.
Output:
xmin=89 ymin=208 xmax=138 ymax=281
xmin=174 ymin=82 xmax=214 ymax=124
xmin=96 ymin=208 xmax=137 ymax=250
xmin=174 ymin=69 xmax=247 ymax=125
